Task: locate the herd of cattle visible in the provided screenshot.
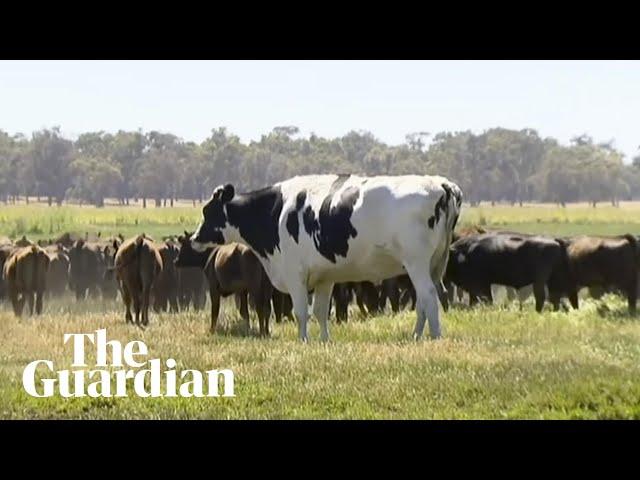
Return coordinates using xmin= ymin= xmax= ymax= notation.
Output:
xmin=1 ymin=224 xmax=638 ymax=334
xmin=1 ymin=174 xmax=639 ymax=342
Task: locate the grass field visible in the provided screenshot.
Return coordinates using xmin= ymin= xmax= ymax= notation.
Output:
xmin=1 ymin=201 xmax=639 ymax=419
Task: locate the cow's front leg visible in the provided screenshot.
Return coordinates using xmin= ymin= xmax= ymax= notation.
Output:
xmin=312 ymin=282 xmax=333 ymax=342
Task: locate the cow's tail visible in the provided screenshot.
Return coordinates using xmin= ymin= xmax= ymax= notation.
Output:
xmin=432 ymin=181 xmax=463 ymax=288
xmin=445 ymin=183 xmax=463 ymax=245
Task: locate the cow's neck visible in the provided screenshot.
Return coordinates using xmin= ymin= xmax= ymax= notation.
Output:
xmin=224 ymin=187 xmax=284 ymax=260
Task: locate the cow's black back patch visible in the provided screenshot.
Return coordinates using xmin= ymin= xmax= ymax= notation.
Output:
xmin=226 ymin=186 xmax=284 ymax=259
xmin=303 ymin=175 xmax=359 ymax=263
xmin=285 ymin=190 xmax=307 ymax=244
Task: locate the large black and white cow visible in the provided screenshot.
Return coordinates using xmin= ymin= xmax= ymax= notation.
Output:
xmin=191 ymin=174 xmax=463 ymax=342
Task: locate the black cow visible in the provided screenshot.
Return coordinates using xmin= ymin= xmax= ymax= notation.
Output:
xmin=445 ymin=232 xmax=567 ymax=312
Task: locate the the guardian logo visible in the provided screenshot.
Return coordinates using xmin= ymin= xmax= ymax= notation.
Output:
xmin=22 ymin=329 xmax=235 ymax=398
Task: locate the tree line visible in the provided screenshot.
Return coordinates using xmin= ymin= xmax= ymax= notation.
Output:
xmin=1 ymin=126 xmax=639 ymax=208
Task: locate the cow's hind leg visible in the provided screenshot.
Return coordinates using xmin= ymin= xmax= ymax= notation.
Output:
xmin=209 ymin=289 xmax=220 ymax=334
xmin=237 ymin=292 xmax=250 ymax=335
xmin=26 ymin=291 xmax=35 ymax=316
xmin=141 ymin=284 xmax=152 ymax=326
xmin=628 ymin=284 xmax=637 ymax=316
xmin=132 ymin=291 xmax=141 ymax=326
xmin=288 ymin=282 xmax=311 ymax=342
xmin=10 ymin=287 xmax=23 ymax=317
xmin=405 ymin=262 xmax=441 ymax=340
xmin=312 ymin=282 xmax=333 ymax=342
xmin=254 ymin=284 xmax=272 ymax=337
xmin=388 ymin=282 xmax=400 ymax=313
xmin=533 ymin=279 xmax=546 ymax=313
xmin=35 ymin=290 xmax=44 ymax=315
xmin=272 ymin=291 xmax=284 ymax=324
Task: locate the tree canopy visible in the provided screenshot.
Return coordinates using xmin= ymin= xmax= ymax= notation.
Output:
xmin=0 ymin=126 xmax=637 ymax=207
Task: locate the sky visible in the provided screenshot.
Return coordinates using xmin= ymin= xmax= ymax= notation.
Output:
xmin=1 ymin=60 xmax=639 ymax=161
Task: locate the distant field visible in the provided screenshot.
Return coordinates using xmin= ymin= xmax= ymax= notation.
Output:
xmin=1 ymin=200 xmax=639 ymax=241
xmin=1 ymin=201 xmax=639 ymax=419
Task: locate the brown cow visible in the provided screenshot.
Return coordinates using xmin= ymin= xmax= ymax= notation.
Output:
xmin=99 ymin=238 xmax=121 ymax=300
xmin=174 ymin=234 xmax=272 ymax=336
xmin=0 ymin=243 xmax=17 ymax=301
xmin=14 ymin=235 xmax=34 ymax=247
xmin=204 ymin=243 xmax=273 ymax=335
xmin=379 ymin=274 xmax=416 ymax=313
xmin=44 ymin=244 xmax=70 ymax=297
xmin=153 ymin=241 xmax=179 ymax=313
xmin=3 ymin=245 xmax=50 ymax=316
xmin=68 ymin=239 xmax=105 ymax=300
xmin=177 ymin=268 xmax=207 ymax=311
xmin=112 ymin=234 xmax=163 ymax=327
xmin=548 ymin=234 xmax=640 ymax=314
xmin=331 ymin=281 xmax=380 ymax=322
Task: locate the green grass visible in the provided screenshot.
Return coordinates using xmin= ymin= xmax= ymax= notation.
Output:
xmin=0 ymin=200 xmax=639 ymax=419
xmin=1 ymin=296 xmax=639 ymax=419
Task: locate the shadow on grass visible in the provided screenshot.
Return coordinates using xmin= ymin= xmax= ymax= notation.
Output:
xmin=594 ymin=302 xmax=638 ymax=322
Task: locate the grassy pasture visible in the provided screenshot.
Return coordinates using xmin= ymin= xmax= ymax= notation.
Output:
xmin=0 ymin=201 xmax=639 ymax=419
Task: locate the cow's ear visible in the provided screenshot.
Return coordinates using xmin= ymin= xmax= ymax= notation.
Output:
xmin=221 ymin=184 xmax=235 ymax=203
xmin=112 ymin=239 xmax=119 ymax=251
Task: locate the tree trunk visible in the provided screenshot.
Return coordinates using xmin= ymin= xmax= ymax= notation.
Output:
xmin=142 ymin=197 xmax=146 ymax=209
xmin=170 ymin=198 xmax=174 ymax=207
xmin=155 ymin=198 xmax=161 ymax=207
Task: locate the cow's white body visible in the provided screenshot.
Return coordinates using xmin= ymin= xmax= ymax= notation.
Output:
xmin=266 ymin=175 xmax=454 ymax=288
xmin=193 ymin=174 xmax=463 ymax=342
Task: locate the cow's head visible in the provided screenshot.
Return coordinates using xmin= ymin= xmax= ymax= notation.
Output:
xmin=191 ymin=184 xmax=235 ymax=252
xmin=176 ymin=231 xmax=212 ymax=269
